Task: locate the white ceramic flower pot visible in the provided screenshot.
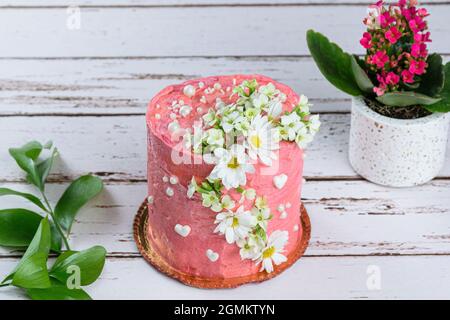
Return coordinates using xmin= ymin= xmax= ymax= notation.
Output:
xmin=349 ymin=96 xmax=450 ymax=187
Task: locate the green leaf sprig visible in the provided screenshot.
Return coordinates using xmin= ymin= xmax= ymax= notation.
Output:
xmin=0 ymin=141 xmax=106 ymax=300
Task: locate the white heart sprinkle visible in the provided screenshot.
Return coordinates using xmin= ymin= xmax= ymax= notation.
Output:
xmin=285 ymin=202 xmax=292 ymax=209
xmin=206 ymin=249 xmax=219 ymax=262
xmin=147 ymin=195 xmax=154 ymax=204
xmin=293 ymin=224 xmax=299 ymax=232
xmin=162 ymin=175 xmax=169 ymax=182
xmin=174 ymin=224 xmax=191 ymax=237
xmin=273 ymin=174 xmax=288 ymax=189
xmin=280 ymin=211 xmax=288 ymax=219
xmin=277 ymin=204 xmax=285 ymax=212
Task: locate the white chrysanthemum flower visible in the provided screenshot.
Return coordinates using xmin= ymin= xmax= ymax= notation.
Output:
xmin=251 ymin=207 xmax=271 ymax=231
xmin=205 ymin=128 xmax=225 ymax=147
xmin=267 ymin=99 xmax=282 ymax=119
xmin=295 ymin=126 xmax=314 ymax=149
xmin=308 ymin=114 xmax=321 ymax=132
xmin=280 ymin=112 xmax=304 ymax=141
xmin=208 ymin=145 xmax=255 ymax=190
xmin=246 ymin=115 xmax=279 ymax=166
xmin=258 ymin=83 xmax=277 ymax=97
xmin=221 ymin=111 xmax=242 ymax=133
xmin=202 ymin=191 xmax=222 ymax=212
xmin=255 ymin=230 xmax=289 ymax=273
xmin=252 ymin=93 xmax=269 ymax=110
xmin=221 ymin=194 xmax=236 ymax=211
xmin=237 ymin=234 xmax=264 ymax=260
xmin=202 ymin=109 xmax=218 ymax=127
xmin=187 ymin=177 xmax=197 ymax=198
xmin=214 ymin=206 xmax=257 ymax=244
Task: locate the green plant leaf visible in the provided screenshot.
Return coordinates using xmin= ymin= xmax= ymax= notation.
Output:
xmin=11 ymin=217 xmax=51 ymax=289
xmin=54 ymin=175 xmax=103 ymax=232
xmin=35 ymin=147 xmax=58 ymax=190
xmin=417 ymin=53 xmax=444 ymax=97
xmin=9 ymin=141 xmax=43 ymax=190
xmin=50 ymin=246 xmax=107 ymax=286
xmin=351 ymin=56 xmax=374 ymax=94
xmin=0 ymin=188 xmax=47 ymax=211
xmin=376 ymin=92 xmax=442 ymax=107
xmin=306 ymin=29 xmax=362 ymax=96
xmin=26 ymin=279 xmax=91 ymax=300
xmin=426 ymin=62 xmax=450 ymax=113
xmin=0 ymin=209 xmax=42 ymax=247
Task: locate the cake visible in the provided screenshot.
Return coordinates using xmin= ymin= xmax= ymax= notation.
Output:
xmin=144 ymin=75 xmax=320 ymax=287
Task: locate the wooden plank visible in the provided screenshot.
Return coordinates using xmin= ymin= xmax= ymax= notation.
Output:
xmin=0 ymin=115 xmax=449 ymax=181
xmin=3 ymin=1 xmax=449 ymax=7
xmin=0 ymin=57 xmax=352 ymax=115
xmin=1 ymin=180 xmax=449 ymax=258
xmin=1 ymin=255 xmax=450 ymax=299
xmin=0 ymin=6 xmax=448 ymax=57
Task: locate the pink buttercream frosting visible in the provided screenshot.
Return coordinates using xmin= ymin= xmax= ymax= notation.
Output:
xmin=146 ymin=75 xmax=304 ymax=279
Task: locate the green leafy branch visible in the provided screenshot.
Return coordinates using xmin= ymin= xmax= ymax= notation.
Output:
xmin=0 ymin=140 xmax=105 ymax=300
xmin=306 ymin=29 xmax=450 ymax=112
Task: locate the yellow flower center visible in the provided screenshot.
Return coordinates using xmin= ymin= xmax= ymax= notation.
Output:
xmin=250 ymin=135 xmax=261 ymax=149
xmin=262 ymin=246 xmax=275 ymax=259
xmin=227 ymin=156 xmax=240 ymax=169
xmin=232 ymin=217 xmax=239 ymax=228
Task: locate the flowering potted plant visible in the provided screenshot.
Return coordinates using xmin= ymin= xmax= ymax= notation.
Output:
xmin=307 ymin=0 xmax=449 ymax=187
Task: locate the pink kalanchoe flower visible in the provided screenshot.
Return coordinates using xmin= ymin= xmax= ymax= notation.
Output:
xmin=409 ymin=59 xmax=427 ymax=75
xmin=371 ymin=51 xmax=389 ymax=69
xmin=411 ymin=43 xmax=428 ymax=58
xmin=385 ymin=26 xmax=402 ymax=44
xmin=373 ymin=86 xmax=386 ymax=96
xmin=398 ymin=0 xmax=407 ymax=7
xmin=401 ymin=70 xmax=415 ymax=83
xmin=360 ymin=32 xmax=372 ymax=49
xmin=385 ymin=72 xmax=400 ymax=85
xmin=380 ymin=11 xmax=395 ymax=28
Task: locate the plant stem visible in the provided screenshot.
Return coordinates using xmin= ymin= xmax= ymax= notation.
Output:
xmin=0 ymin=283 xmax=10 ymax=288
xmin=40 ymin=191 xmax=71 ymax=251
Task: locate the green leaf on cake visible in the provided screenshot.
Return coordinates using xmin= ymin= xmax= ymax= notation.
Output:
xmin=376 ymin=91 xmax=442 ymax=107
xmin=426 ymin=62 xmax=450 ymax=113
xmin=306 ymin=29 xmax=362 ymax=96
xmin=54 ymin=175 xmax=103 ymax=232
xmin=417 ymin=53 xmax=445 ymax=97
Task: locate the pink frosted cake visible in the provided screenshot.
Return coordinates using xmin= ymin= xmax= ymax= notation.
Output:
xmin=144 ymin=75 xmax=319 ymax=287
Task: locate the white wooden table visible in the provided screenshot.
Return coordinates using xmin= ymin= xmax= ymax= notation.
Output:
xmin=0 ymin=0 xmax=449 ymax=300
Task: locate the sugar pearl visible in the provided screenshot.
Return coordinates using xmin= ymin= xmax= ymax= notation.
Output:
xmin=168 ymin=121 xmax=180 ymax=133
xmin=293 ymin=225 xmax=299 ymax=232
xmin=196 ymin=107 xmax=203 ymax=113
xmin=179 ymin=105 xmax=192 ymax=117
xmin=169 ymin=176 xmax=179 ymax=185
xmin=169 ymin=113 xmax=177 ymax=120
xmin=183 ymin=85 xmax=196 ymax=98
xmin=147 ymin=195 xmax=154 ymax=204
xmin=166 ymin=187 xmax=174 ymax=197
xmin=277 ymin=204 xmax=285 ymax=212
xmin=155 ymin=113 xmax=161 ymax=119
xmin=162 ymin=175 xmax=169 ymax=182
xmin=213 ymin=83 xmax=222 ymax=90
xmin=198 ymin=82 xmax=205 ymax=88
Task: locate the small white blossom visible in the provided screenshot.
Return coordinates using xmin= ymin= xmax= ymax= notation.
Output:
xmin=252 ymin=93 xmax=269 ymax=110
xmin=251 ymin=207 xmax=272 ymax=231
xmin=214 ymin=206 xmax=257 ymax=244
xmin=205 ymin=128 xmax=225 ymax=148
xmin=308 ymin=114 xmax=321 ymax=132
xmin=187 ymin=177 xmax=197 ymax=198
xmin=255 ymin=230 xmax=289 ymax=273
xmin=202 ymin=191 xmax=221 ymax=212
xmin=280 ymin=112 xmax=304 ymax=141
xmin=202 ymin=109 xmax=218 ymax=127
xmin=237 ymin=235 xmax=264 ymax=260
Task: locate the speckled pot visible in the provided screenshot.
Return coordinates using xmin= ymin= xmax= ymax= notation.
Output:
xmin=349 ymin=96 xmax=450 ymax=187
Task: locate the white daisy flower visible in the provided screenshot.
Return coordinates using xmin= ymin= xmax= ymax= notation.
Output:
xmin=214 ymin=206 xmax=257 ymax=244
xmin=280 ymin=112 xmax=304 ymax=141
xmin=255 ymin=230 xmax=289 ymax=273
xmin=187 ymin=177 xmax=197 ymax=198
xmin=208 ymin=144 xmax=255 ymax=190
xmin=202 ymin=191 xmax=222 ymax=212
xmin=237 ymin=234 xmax=264 ymax=260
xmin=246 ymin=114 xmax=279 ymax=166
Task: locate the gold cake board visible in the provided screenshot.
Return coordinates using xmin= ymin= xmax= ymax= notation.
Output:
xmin=133 ymin=199 xmax=311 ymax=289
